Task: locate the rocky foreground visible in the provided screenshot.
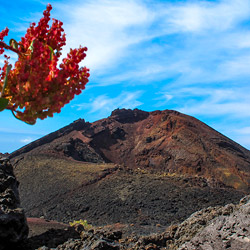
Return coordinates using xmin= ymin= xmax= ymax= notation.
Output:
xmin=14 ymin=195 xmax=250 ymax=250
xmin=0 ymin=158 xmax=28 ymax=249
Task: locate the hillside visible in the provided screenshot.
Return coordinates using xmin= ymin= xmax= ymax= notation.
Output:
xmin=10 ymin=108 xmax=250 ymax=234
xmin=11 ymin=108 xmax=250 ymax=190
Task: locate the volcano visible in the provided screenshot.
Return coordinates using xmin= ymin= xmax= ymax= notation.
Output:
xmin=10 ymin=109 xmax=250 ymax=235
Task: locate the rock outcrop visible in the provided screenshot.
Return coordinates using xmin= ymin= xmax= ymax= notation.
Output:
xmin=23 ymin=195 xmax=249 ymax=249
xmin=0 ymin=153 xmax=9 ymax=158
xmin=10 ymin=118 xmax=88 ymax=159
xmin=178 ymin=195 xmax=250 ymax=250
xmin=0 ymin=157 xmax=29 ymax=249
xmin=134 ymin=195 xmax=250 ymax=250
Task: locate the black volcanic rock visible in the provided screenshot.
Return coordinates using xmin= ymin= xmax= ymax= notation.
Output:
xmin=13 ymin=157 xmax=245 ymax=236
xmin=178 ymin=196 xmax=250 ymax=250
xmin=110 ymin=108 xmax=149 ymax=123
xmin=10 ymin=118 xmax=88 ymax=159
xmin=20 ymin=195 xmax=250 ymax=250
xmin=54 ymin=137 xmax=104 ymax=163
xmin=0 ymin=152 xmax=10 ymax=158
xmin=0 ymin=157 xmax=29 ymax=249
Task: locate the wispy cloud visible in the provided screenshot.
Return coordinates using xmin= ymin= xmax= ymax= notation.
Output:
xmin=154 ymin=92 xmax=173 ymax=108
xmin=20 ymin=137 xmax=33 ymax=144
xmin=72 ymin=91 xmax=143 ymax=119
xmin=51 ymin=0 xmax=250 ymax=85
xmin=6 ymin=0 xmax=250 ymax=87
xmin=158 ymin=86 xmax=250 ymax=118
xmin=0 ymin=127 xmax=44 ymax=135
xmin=54 ymin=0 xmax=154 ymax=73
xmin=235 ymin=127 xmax=250 ymax=134
xmin=163 ymin=0 xmax=250 ymax=33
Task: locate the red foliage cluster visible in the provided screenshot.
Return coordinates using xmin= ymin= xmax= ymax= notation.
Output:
xmin=0 ymin=4 xmax=89 ymax=124
xmin=0 ymin=28 xmax=9 ymax=55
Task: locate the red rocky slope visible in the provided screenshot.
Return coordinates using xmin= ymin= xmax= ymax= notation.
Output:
xmin=11 ymin=108 xmax=250 ymax=191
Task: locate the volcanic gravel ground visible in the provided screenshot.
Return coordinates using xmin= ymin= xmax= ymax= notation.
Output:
xmin=23 ymin=167 xmax=245 ymax=236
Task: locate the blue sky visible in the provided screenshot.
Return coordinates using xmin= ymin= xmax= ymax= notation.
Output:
xmin=1 ymin=0 xmax=250 ymax=153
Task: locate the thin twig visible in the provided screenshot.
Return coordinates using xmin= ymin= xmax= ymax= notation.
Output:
xmin=0 ymin=41 xmax=21 ymax=54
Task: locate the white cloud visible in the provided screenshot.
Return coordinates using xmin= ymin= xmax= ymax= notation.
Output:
xmin=54 ymin=0 xmax=154 ymax=73
xmin=0 ymin=127 xmax=44 ymax=135
xmin=173 ymin=87 xmax=250 ymax=118
xmin=163 ymin=0 xmax=250 ymax=33
xmin=154 ymin=92 xmax=173 ymax=107
xmin=73 ymin=91 xmax=143 ymax=118
xmin=99 ymin=63 xmax=170 ymax=86
xmin=235 ymin=127 xmax=250 ymax=134
xmin=53 ymin=0 xmax=250 ymax=88
xmin=20 ymin=137 xmax=33 ymax=144
xmin=168 ymin=5 xmax=204 ymax=32
xmin=218 ymin=55 xmax=250 ymax=79
xmin=180 ymin=102 xmax=250 ymax=117
xmin=10 ymin=0 xmax=249 ymax=88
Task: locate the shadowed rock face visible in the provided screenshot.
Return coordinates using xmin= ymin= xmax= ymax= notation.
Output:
xmin=0 ymin=158 xmax=29 ymax=249
xmin=11 ymin=108 xmax=250 ymax=191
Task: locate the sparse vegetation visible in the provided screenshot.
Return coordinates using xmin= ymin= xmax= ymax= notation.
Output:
xmin=69 ymin=219 xmax=92 ymax=230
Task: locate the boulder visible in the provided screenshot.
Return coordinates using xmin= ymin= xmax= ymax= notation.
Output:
xmin=0 ymin=157 xmax=29 ymax=249
xmin=55 ymin=227 xmax=122 ymax=250
xmin=178 ymin=196 xmax=250 ymax=250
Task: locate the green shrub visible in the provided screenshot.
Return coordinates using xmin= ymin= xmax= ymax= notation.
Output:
xmin=69 ymin=219 xmax=92 ymax=230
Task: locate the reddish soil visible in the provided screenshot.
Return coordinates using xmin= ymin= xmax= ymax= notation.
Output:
xmin=27 ymin=218 xmax=69 ymax=237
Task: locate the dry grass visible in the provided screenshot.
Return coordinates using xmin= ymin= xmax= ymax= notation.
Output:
xmin=14 ymin=154 xmax=116 ymax=187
